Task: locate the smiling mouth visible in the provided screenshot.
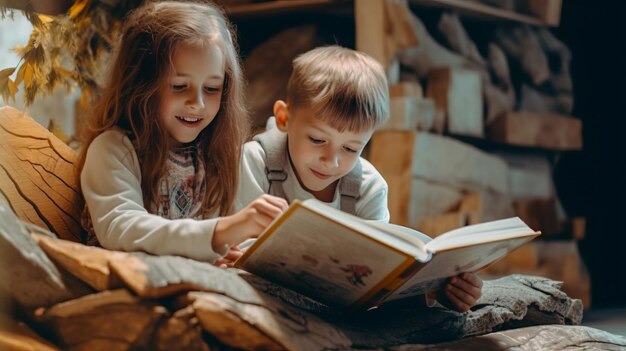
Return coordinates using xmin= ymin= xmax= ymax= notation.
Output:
xmin=176 ymin=115 xmax=203 ymax=125
xmin=311 ymin=169 xmax=332 ymax=180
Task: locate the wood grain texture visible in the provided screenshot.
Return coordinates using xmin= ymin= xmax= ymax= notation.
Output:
xmin=0 ymin=106 xmax=83 ymax=242
xmin=488 ymin=111 xmax=582 ymax=150
xmin=0 ymin=201 xmax=91 ymax=309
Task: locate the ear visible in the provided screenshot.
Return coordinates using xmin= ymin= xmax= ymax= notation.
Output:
xmin=273 ymin=100 xmax=289 ymax=132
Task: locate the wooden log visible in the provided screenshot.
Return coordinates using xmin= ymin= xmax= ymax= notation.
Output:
xmin=369 ymin=131 xmax=510 ymax=225
xmin=244 ymin=25 xmax=320 ymax=128
xmin=0 ymin=200 xmax=92 ymax=309
xmin=426 ymin=67 xmax=483 ymax=137
xmin=495 ymin=151 xmax=555 ymax=199
xmin=108 ymin=252 xmax=266 ymax=302
xmin=519 ymin=84 xmax=573 ymax=114
xmin=409 ymin=132 xmax=509 ymax=194
xmin=38 ymin=289 xmax=168 ymax=351
xmin=534 ymin=241 xmax=592 ymax=309
xmin=488 ymin=111 xmax=582 ymax=150
xmin=482 ymin=242 xmax=540 ymax=275
xmin=0 ymin=106 xmax=83 ymax=242
xmin=190 ymin=291 xmax=352 ymax=351
xmin=384 ymin=96 xmax=421 ymax=130
xmin=12 ymin=232 xmax=590 ymax=350
xmin=355 ymin=0 xmax=418 ymax=70
xmin=408 ymin=178 xmax=464 ymax=229
xmin=153 ymin=306 xmax=210 ymax=351
xmin=398 ymin=11 xmax=466 ymax=79
xmin=389 ymin=82 xmax=423 ymax=98
xmin=494 ymin=25 xmax=550 ymax=85
xmin=417 ymin=192 xmax=482 ymax=237
xmin=32 ymin=233 xmax=126 ymax=291
xmin=527 ymin=0 xmax=563 ymax=26
xmin=0 ymin=313 xmax=60 ymax=351
xmin=437 ymin=12 xmax=487 ymax=69
xmin=513 ymin=198 xmax=561 ymax=235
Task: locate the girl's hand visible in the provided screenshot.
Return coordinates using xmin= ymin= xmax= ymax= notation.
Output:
xmin=429 ymin=272 xmax=483 ymax=312
xmin=213 ymin=194 xmax=288 ymax=252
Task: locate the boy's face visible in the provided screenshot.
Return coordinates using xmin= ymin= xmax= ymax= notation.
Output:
xmin=159 ymin=42 xmax=225 ymax=147
xmin=274 ymin=101 xmax=373 ymax=201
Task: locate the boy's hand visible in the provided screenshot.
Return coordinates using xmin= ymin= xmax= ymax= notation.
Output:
xmin=430 ymin=272 xmax=483 ymax=312
xmin=213 ymin=194 xmax=288 ymax=251
xmin=214 ymin=246 xmax=244 ymax=268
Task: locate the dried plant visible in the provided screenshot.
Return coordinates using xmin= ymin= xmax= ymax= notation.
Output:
xmin=0 ymin=0 xmax=143 ymax=106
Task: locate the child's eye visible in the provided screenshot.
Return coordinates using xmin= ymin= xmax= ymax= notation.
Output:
xmin=171 ymin=84 xmax=187 ymax=92
xmin=309 ymin=136 xmax=325 ymax=144
xmin=344 ymin=146 xmax=358 ymax=153
xmin=204 ymin=86 xmax=221 ymax=94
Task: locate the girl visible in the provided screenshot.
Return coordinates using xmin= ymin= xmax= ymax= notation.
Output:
xmin=78 ymin=1 xmax=287 ymax=262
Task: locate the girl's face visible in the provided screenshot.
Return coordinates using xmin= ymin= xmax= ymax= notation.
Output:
xmin=159 ymin=42 xmax=225 ymax=147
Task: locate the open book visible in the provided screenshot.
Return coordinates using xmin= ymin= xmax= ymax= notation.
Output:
xmin=234 ymin=199 xmax=541 ymax=309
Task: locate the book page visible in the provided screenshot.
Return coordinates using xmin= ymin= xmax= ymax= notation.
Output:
xmin=426 ymin=217 xmax=538 ymax=252
xmin=238 ymin=205 xmax=413 ymax=308
xmin=384 ymin=235 xmax=537 ymax=302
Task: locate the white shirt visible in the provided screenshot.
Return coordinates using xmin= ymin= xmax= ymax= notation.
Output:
xmin=81 ymin=129 xmax=225 ymax=262
xmin=235 ymin=140 xmax=390 ymax=222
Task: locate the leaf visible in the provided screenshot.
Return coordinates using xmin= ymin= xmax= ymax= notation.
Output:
xmin=0 ymin=67 xmax=16 ymax=80
xmin=7 ymin=78 xmax=17 ymax=97
xmin=20 ymin=64 xmax=34 ymax=89
xmin=69 ymin=0 xmax=89 ymax=20
xmin=0 ymin=77 xmax=15 ymax=104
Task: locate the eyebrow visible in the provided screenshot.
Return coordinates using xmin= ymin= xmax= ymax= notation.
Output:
xmin=310 ymin=126 xmax=366 ymax=145
xmin=173 ymin=72 xmax=224 ymax=80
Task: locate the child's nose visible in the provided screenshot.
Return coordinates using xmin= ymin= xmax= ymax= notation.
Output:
xmin=321 ymin=150 xmax=339 ymax=168
xmin=186 ymin=90 xmax=205 ymax=110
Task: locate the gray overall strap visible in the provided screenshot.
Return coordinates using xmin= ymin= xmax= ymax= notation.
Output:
xmin=253 ymin=117 xmax=288 ymax=199
xmin=338 ymin=159 xmax=362 ymax=215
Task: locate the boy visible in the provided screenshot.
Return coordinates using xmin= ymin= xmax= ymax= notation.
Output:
xmin=234 ymin=46 xmax=482 ymax=312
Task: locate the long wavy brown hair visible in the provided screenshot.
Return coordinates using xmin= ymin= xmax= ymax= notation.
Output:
xmin=77 ymin=1 xmax=249 ymax=216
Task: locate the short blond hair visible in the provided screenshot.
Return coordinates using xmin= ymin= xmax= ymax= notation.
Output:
xmin=287 ymin=46 xmax=389 ymax=132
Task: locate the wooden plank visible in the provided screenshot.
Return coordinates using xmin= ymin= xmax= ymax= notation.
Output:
xmin=411 ymin=0 xmax=557 ymax=26
xmin=190 ymin=291 xmax=352 ymax=351
xmin=369 ymin=131 xmax=416 ymax=225
xmin=153 ymin=306 xmax=210 ymax=351
xmin=0 ymin=313 xmax=60 ymax=351
xmin=487 ymin=111 xmax=582 ymax=150
xmin=527 ymin=0 xmax=562 ymax=26
xmin=33 ymin=233 xmax=127 ymax=291
xmin=410 ymin=132 xmax=509 ymax=194
xmin=417 ymin=192 xmax=482 ymax=237
xmin=224 ymin=0 xmax=352 ymax=17
xmin=355 ymin=0 xmax=388 ymax=67
xmin=407 ymin=178 xmax=464 ymax=229
xmin=108 ymin=252 xmax=267 ymax=302
xmin=40 ymin=289 xmax=168 ymax=350
xmin=513 ymin=198 xmax=561 ymax=236
xmin=0 ymin=106 xmax=83 ymax=242
xmin=0 ymin=201 xmax=91 ymax=309
xmin=427 ymin=67 xmax=484 ymax=137
xmin=389 ymin=81 xmax=423 ymax=98
xmin=384 ymin=96 xmax=421 ymax=130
